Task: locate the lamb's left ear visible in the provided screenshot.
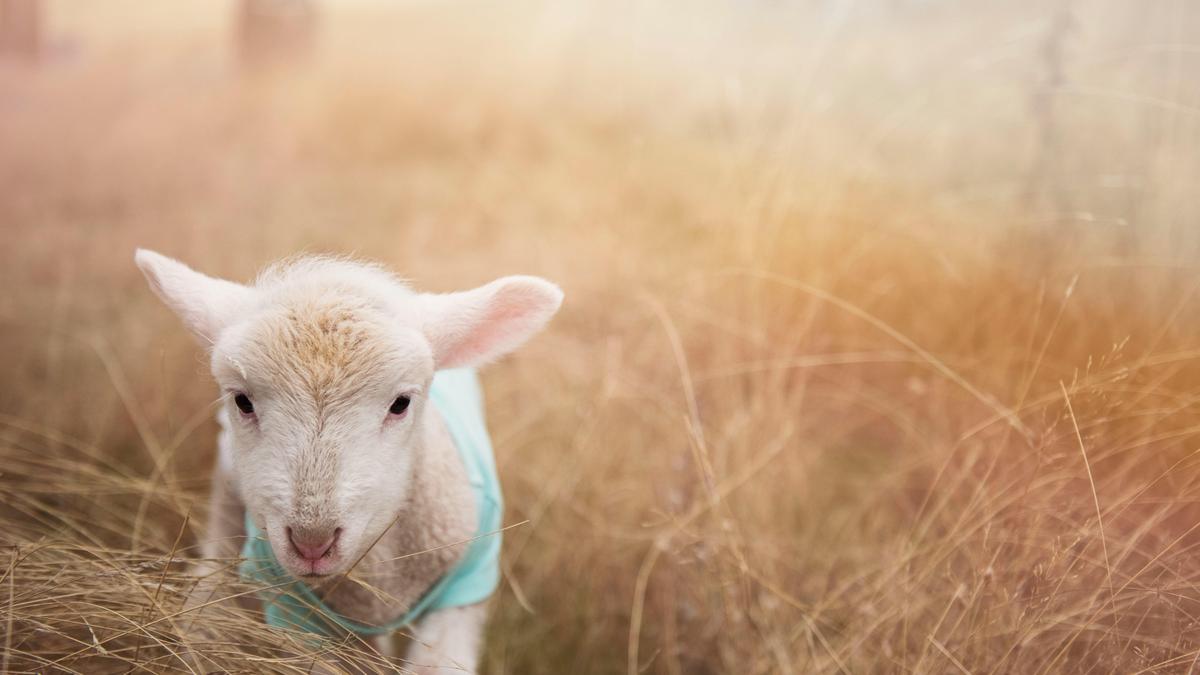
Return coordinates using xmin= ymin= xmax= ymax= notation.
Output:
xmin=420 ymin=276 xmax=564 ymax=369
xmin=134 ymin=249 xmax=255 ymax=345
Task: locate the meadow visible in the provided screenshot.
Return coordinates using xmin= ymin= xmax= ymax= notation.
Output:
xmin=3 ymin=1 xmax=1200 ymax=672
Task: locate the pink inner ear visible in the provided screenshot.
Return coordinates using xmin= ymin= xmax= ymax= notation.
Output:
xmin=441 ymin=299 xmax=525 ymax=367
xmin=430 ymin=278 xmax=562 ymax=369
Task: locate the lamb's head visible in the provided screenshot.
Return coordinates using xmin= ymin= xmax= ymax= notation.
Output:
xmin=134 ymin=250 xmax=562 ymax=578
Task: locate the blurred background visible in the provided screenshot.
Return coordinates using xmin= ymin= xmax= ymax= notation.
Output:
xmin=3 ymin=1 xmax=1200 ymax=673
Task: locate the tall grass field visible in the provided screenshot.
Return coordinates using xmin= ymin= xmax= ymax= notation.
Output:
xmin=3 ymin=1 xmax=1200 ymax=672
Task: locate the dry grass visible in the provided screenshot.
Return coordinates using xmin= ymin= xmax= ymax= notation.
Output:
xmin=3 ymin=0 xmax=1200 ymax=672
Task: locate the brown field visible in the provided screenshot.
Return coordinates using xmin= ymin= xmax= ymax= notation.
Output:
xmin=3 ymin=1 xmax=1200 ymax=673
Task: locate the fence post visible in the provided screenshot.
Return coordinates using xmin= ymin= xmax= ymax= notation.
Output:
xmin=0 ymin=0 xmax=41 ymax=63
xmin=236 ymin=0 xmax=317 ymax=70
xmin=1023 ymin=1 xmax=1075 ymax=216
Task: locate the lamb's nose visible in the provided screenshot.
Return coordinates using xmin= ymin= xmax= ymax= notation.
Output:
xmin=287 ymin=526 xmax=341 ymax=561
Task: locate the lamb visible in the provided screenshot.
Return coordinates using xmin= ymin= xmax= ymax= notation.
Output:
xmin=134 ymin=250 xmax=563 ymax=672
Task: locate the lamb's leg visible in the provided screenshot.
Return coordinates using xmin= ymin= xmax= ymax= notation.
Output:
xmin=404 ymin=603 xmax=488 ymax=674
xmin=198 ymin=459 xmax=246 ymax=567
xmin=184 ymin=459 xmax=253 ymax=623
xmin=373 ymin=633 xmax=397 ymax=662
xmin=178 ymin=458 xmax=254 ymax=671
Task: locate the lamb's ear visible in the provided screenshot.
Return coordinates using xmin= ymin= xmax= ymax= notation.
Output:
xmin=420 ymin=276 xmax=564 ymax=369
xmin=134 ymin=249 xmax=254 ymax=345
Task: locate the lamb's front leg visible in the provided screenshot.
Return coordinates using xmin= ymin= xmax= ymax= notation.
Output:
xmin=180 ymin=453 xmax=254 ymax=671
xmin=404 ymin=603 xmax=488 ymax=674
xmin=185 ymin=454 xmax=254 ymax=623
xmin=197 ymin=458 xmax=247 ymax=569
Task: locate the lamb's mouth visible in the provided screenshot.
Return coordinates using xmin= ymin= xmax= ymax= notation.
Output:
xmin=286 ymin=555 xmax=342 ymax=579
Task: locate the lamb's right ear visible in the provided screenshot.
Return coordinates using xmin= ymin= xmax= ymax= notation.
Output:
xmin=134 ymin=249 xmax=254 ymax=345
xmin=420 ymin=275 xmax=564 ymax=369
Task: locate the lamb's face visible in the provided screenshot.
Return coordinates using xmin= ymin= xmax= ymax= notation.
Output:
xmin=134 ymin=249 xmax=563 ymax=579
xmin=214 ymin=300 xmax=434 ymax=578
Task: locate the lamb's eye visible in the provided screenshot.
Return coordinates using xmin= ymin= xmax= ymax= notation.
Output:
xmin=234 ymin=393 xmax=255 ymax=415
xmin=389 ymin=395 xmax=411 ymax=416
